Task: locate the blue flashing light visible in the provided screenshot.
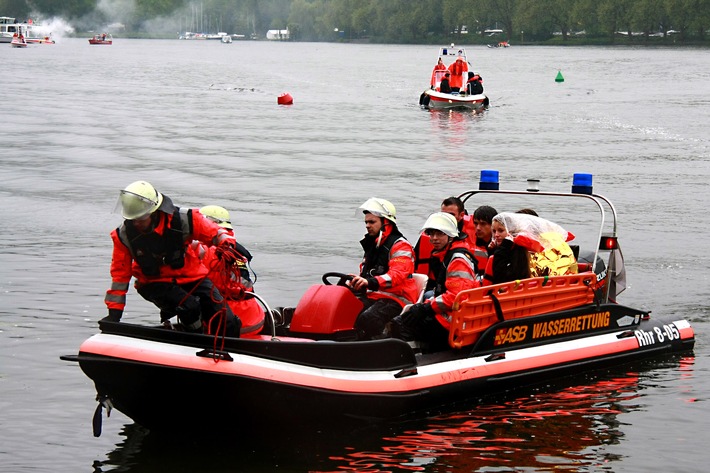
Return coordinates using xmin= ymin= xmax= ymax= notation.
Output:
xmin=479 ymin=169 xmax=500 ymax=190
xmin=572 ymin=173 xmax=593 ymax=195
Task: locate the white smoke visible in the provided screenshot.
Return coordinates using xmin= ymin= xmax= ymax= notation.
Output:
xmin=63 ymin=0 xmax=136 ymax=33
xmin=96 ymin=0 xmax=137 ymax=21
xmin=87 ymin=0 xmax=183 ymax=36
xmin=28 ymin=15 xmax=75 ymax=41
xmin=33 ymin=0 xmax=212 ymax=37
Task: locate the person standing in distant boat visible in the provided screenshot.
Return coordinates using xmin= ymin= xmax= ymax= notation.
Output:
xmin=348 ymin=198 xmax=419 ymax=340
xmin=431 ymin=57 xmax=447 ymax=88
xmin=447 ymin=56 xmax=468 ymax=92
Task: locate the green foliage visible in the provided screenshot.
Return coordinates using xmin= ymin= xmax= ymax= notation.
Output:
xmin=8 ymin=0 xmax=709 ymax=43
xmin=0 ymin=0 xmax=29 ymax=19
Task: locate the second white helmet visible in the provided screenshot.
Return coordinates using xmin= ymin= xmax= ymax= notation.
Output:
xmin=359 ymin=197 xmax=397 ymax=223
xmin=422 ymin=212 xmax=459 ymax=237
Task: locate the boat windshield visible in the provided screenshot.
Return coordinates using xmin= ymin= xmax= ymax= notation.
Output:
xmin=432 ymin=70 xmax=448 ymax=90
xmin=438 ymin=46 xmax=467 ymax=63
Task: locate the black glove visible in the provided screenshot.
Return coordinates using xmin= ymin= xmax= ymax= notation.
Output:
xmin=102 ymin=309 xmax=122 ymax=323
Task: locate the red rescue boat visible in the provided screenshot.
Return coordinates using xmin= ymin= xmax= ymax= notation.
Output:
xmin=25 ymin=35 xmax=55 ymax=44
xmin=89 ymin=33 xmax=112 ymax=45
xmin=61 ymin=171 xmax=695 ymax=435
xmin=419 ymin=45 xmax=489 ymax=110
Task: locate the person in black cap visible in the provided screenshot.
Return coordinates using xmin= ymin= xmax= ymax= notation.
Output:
xmin=439 ymin=72 xmax=452 ymax=94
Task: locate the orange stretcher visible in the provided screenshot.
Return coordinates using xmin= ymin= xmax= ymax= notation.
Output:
xmin=449 ymin=273 xmax=598 ymax=349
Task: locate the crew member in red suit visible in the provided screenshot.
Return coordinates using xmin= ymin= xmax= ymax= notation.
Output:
xmin=440 ymin=197 xmax=497 ymax=282
xmin=430 ymin=57 xmax=447 ymax=87
xmin=447 ymin=56 xmax=468 ymax=92
xmin=104 ymin=181 xmax=240 ymax=337
xmin=390 ymin=212 xmax=479 ymax=351
xmin=195 ymin=205 xmax=265 ymax=337
xmin=349 ymin=198 xmax=419 ymax=340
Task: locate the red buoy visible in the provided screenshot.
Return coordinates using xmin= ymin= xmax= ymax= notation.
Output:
xmin=277 ymin=92 xmax=293 ymax=105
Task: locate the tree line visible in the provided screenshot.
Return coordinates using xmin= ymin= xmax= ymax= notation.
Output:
xmin=2 ymin=0 xmax=708 ymax=43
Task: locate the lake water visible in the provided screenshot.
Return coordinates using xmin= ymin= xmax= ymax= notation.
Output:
xmin=1 ymin=39 xmax=709 ymax=472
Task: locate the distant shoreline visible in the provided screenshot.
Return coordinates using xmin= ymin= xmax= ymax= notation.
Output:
xmin=71 ymin=32 xmax=710 ymax=47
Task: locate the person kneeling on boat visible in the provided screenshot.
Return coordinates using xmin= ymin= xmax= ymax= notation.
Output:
xmin=389 ymin=212 xmax=479 ymax=351
xmin=348 ymin=198 xmax=420 ymax=340
xmin=103 ymin=181 xmax=241 ymax=337
xmin=194 ymin=205 xmax=265 ymax=337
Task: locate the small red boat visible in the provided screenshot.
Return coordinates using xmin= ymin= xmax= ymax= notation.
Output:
xmin=26 ymin=35 xmax=55 ymax=44
xmin=10 ymin=33 xmax=27 ymax=48
xmin=89 ymin=33 xmax=112 ymax=45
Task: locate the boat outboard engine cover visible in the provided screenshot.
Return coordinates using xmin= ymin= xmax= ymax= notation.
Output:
xmin=578 ymin=250 xmax=606 ymax=276
xmin=290 ymin=285 xmax=363 ymax=334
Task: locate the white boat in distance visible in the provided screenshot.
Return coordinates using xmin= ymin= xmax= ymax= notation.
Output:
xmin=179 ymin=32 xmax=244 ymax=41
xmin=1 ymin=17 xmax=26 ymax=43
xmin=2 ymin=16 xmax=55 ymax=44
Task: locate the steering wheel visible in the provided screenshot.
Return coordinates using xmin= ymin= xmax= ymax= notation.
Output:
xmin=322 ymin=272 xmax=354 ymax=287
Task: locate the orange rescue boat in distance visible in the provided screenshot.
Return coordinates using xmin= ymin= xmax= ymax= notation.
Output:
xmin=89 ymin=33 xmax=112 ymax=45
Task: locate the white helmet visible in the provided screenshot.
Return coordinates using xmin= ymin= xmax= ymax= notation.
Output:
xmin=359 ymin=197 xmax=397 ymax=223
xmin=200 ymin=205 xmax=232 ymax=229
xmin=118 ymin=181 xmax=163 ymax=220
xmin=422 ymin=212 xmax=459 ymax=237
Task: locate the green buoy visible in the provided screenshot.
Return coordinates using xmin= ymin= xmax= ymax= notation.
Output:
xmin=555 ymin=70 xmax=565 ymax=82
